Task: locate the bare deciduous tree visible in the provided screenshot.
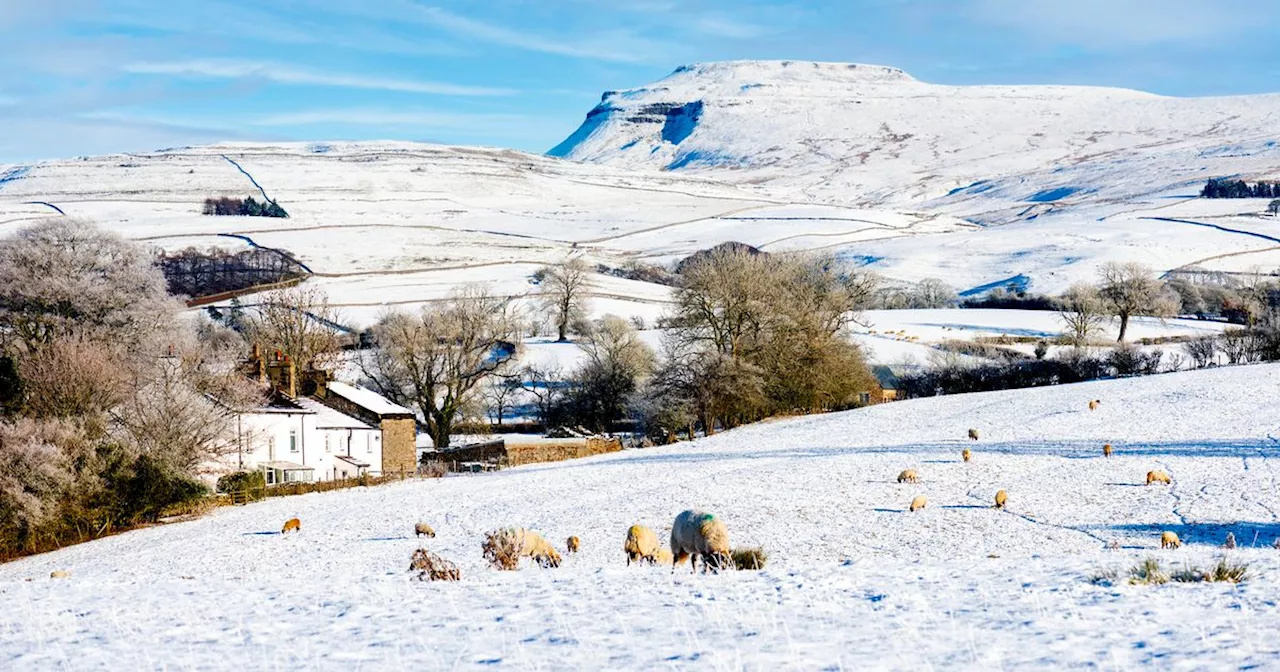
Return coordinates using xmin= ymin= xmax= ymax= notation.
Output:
xmin=362 ymin=288 xmax=519 ymax=448
xmin=539 ymin=257 xmax=591 ymax=342
xmin=910 ymin=278 xmax=958 ymax=309
xmin=1097 ymin=262 xmax=1174 ymax=342
xmin=1057 ymin=284 xmax=1107 ymax=348
xmin=250 ymin=285 xmax=344 ymax=372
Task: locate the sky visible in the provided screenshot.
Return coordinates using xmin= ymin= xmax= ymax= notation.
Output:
xmin=2 ymin=0 xmax=1280 ymax=163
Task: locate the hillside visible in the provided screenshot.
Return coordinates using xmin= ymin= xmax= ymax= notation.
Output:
xmin=3 ymin=364 xmax=1280 ymax=668
xmin=551 ymin=60 xmax=1280 ymax=214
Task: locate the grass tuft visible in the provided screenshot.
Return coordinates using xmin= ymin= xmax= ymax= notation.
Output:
xmin=730 ymin=547 xmax=768 ymax=571
xmin=1128 ymin=557 xmax=1169 ymax=585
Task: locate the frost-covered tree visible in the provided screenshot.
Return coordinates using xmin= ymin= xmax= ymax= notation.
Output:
xmin=539 ymin=257 xmax=591 ymax=342
xmin=361 ymin=288 xmax=519 ymax=448
xmin=0 ymin=219 xmax=180 ymax=352
xmin=909 ymin=278 xmax=958 ymax=309
xmin=249 ymin=285 xmax=344 ymax=372
xmin=1097 ymin=262 xmax=1174 ymax=342
xmin=1057 ymin=284 xmax=1107 ymax=348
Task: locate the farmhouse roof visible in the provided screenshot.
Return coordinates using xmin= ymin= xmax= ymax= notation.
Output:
xmin=327 ymin=381 xmax=414 ymax=417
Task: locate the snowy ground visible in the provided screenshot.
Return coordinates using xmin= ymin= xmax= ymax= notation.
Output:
xmin=4 ymin=364 xmax=1280 ymax=670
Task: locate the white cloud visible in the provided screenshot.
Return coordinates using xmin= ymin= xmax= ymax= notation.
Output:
xmin=966 ymin=0 xmax=1263 ymax=48
xmin=250 ymin=109 xmax=526 ymax=129
xmin=123 ymin=59 xmax=515 ymax=97
xmin=412 ymin=5 xmax=666 ymax=64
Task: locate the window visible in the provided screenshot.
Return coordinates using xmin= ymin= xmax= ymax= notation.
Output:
xmin=290 ymin=428 xmax=298 ymax=453
xmin=324 ymin=434 xmax=332 ymax=453
xmin=367 ymin=433 xmax=373 ymax=454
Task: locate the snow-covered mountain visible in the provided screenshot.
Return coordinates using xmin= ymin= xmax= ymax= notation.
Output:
xmin=550 ymin=60 xmax=1280 ymax=220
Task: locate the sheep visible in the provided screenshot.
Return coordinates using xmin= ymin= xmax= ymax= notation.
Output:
xmin=968 ymin=428 xmax=980 ymax=441
xmin=1160 ymin=531 xmax=1182 ymax=549
xmin=670 ymin=510 xmax=732 ymax=573
xmin=1103 ymin=443 xmax=1113 ymax=458
xmin=1146 ymin=470 xmax=1172 ymax=486
xmin=962 ymin=448 xmax=972 ymax=463
xmin=624 ymin=524 xmax=662 ymax=565
xmin=897 ymin=469 xmax=918 ymax=484
xmin=281 ymin=518 xmax=301 ymax=534
xmin=517 ymin=529 xmax=562 ymax=568
xmin=414 ymin=522 xmax=436 ymax=538
xmin=909 ymin=495 xmax=927 ymax=512
xmin=994 ymin=489 xmax=1008 ymax=509
xmin=1089 ymin=399 xmax=1101 ymax=411
xmin=49 ymin=570 xmax=70 ymax=579
xmin=566 ymin=535 xmax=580 ymax=553
xmin=654 ymin=547 xmax=674 ymax=565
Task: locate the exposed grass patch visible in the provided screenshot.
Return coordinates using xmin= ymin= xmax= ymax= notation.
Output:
xmin=731 ymin=547 xmax=768 ymax=571
xmin=1128 ymin=557 xmax=1169 ymax=585
xmin=1092 ymin=557 xmax=1250 ymax=587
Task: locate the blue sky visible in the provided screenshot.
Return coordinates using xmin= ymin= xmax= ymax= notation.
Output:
xmin=2 ymin=0 xmax=1279 ymax=162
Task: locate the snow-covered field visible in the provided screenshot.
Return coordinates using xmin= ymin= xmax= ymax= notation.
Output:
xmin=4 ymin=364 xmax=1280 ymax=669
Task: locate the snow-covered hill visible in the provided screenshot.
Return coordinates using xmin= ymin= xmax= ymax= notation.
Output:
xmin=551 ymin=60 xmax=1280 ymax=215
xmin=4 ymin=364 xmax=1280 ymax=669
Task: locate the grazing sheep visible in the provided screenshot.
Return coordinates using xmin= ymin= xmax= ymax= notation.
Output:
xmin=962 ymin=448 xmax=972 ymax=463
xmin=909 ymin=495 xmax=927 ymax=512
xmin=1103 ymin=443 xmax=1113 ymax=458
xmin=670 ymin=510 xmax=732 ymax=573
xmin=1224 ymin=532 xmax=1237 ymax=549
xmin=566 ymin=536 xmax=580 ymax=553
xmin=654 ymin=547 xmax=674 ymax=565
xmin=994 ymin=489 xmax=1008 ymax=509
xmin=1146 ymin=470 xmax=1172 ymax=486
xmin=517 ymin=529 xmax=562 ymax=568
xmin=1161 ymin=531 xmax=1182 ymax=549
xmin=49 ymin=570 xmax=70 ymax=579
xmin=624 ymin=524 xmax=662 ymax=565
xmin=968 ymin=428 xmax=980 ymax=441
xmin=281 ymin=518 xmax=301 ymax=534
xmin=897 ymin=469 xmax=918 ymax=484
xmin=1089 ymin=399 xmax=1101 ymax=411
xmin=414 ymin=522 xmax=436 ymax=538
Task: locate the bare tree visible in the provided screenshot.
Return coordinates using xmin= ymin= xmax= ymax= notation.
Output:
xmin=558 ymin=315 xmax=656 ymax=431
xmin=1097 ymin=262 xmax=1173 ymax=342
xmin=17 ymin=336 xmax=130 ymax=419
xmin=362 ymin=288 xmax=519 ymax=448
xmin=1057 ymin=284 xmax=1107 ymax=348
xmin=1182 ymin=336 xmax=1218 ymax=368
xmin=0 ymin=219 xmax=181 ymax=352
xmin=909 ymin=278 xmax=958 ymax=309
xmin=249 ymin=285 xmax=344 ymax=372
xmin=481 ymin=374 xmax=522 ymax=429
xmin=539 ymin=257 xmax=591 ymax=342
xmin=520 ymin=363 xmax=564 ymax=430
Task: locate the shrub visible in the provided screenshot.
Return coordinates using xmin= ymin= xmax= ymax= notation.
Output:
xmin=482 ymin=528 xmax=522 ymax=570
xmin=731 ymin=546 xmax=768 ymax=570
xmin=1109 ymin=344 xmax=1162 ymax=376
xmin=1128 ymin=557 xmax=1169 ymax=585
xmin=409 ymin=548 xmax=461 ymax=581
xmin=216 ymin=470 xmax=265 ymax=496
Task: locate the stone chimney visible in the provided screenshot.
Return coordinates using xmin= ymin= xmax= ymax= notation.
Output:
xmin=265 ymin=350 xmax=296 ymax=398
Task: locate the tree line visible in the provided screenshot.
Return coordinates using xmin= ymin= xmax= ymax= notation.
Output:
xmin=202 ymin=196 xmax=289 ymax=218
xmin=1200 ymin=179 xmax=1280 ymax=199
xmin=158 ymin=246 xmax=308 ymax=300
